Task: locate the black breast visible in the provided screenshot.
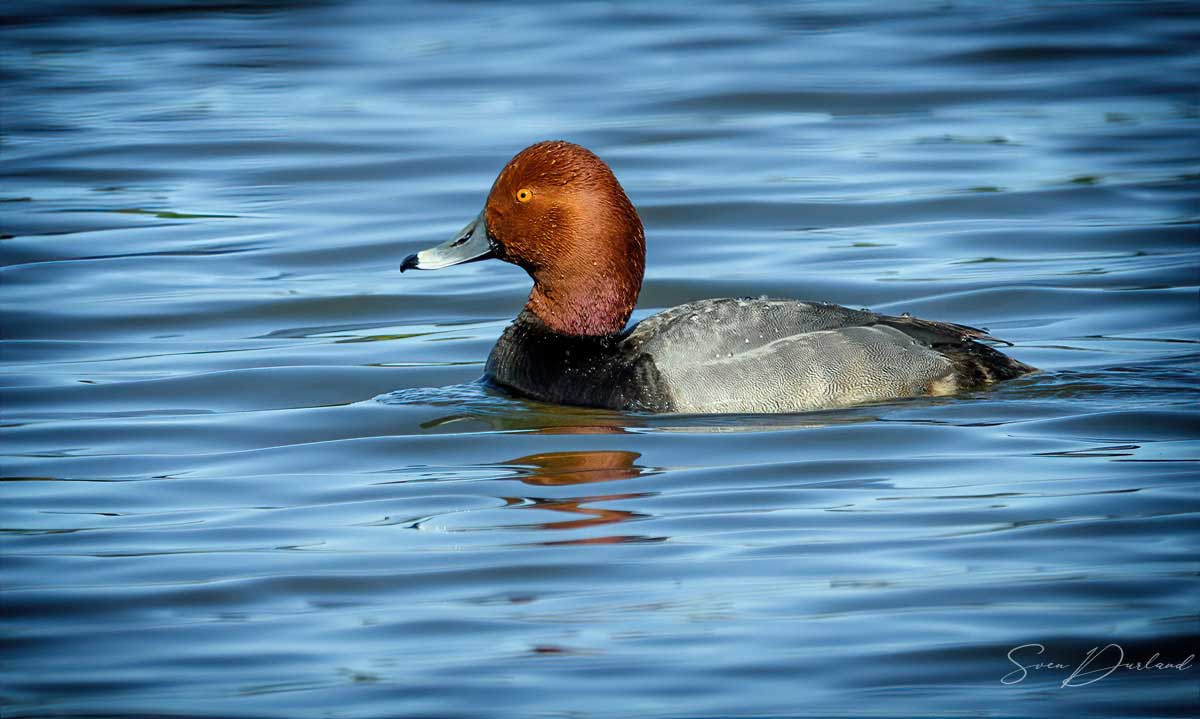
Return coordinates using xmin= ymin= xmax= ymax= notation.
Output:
xmin=484 ymin=310 xmax=672 ymax=412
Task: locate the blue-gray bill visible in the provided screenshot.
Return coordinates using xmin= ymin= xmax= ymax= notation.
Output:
xmin=401 ymin=211 xmax=494 ymax=272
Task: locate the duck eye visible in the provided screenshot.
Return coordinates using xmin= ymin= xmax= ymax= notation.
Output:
xmin=516 ymin=188 xmax=533 ymax=203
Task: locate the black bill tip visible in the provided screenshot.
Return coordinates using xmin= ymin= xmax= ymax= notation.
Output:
xmin=400 ymin=253 xmax=420 ymax=272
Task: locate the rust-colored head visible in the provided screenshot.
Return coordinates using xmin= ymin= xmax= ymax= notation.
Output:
xmin=486 ymin=141 xmax=645 ymax=336
xmin=403 ymin=141 xmax=645 ymax=336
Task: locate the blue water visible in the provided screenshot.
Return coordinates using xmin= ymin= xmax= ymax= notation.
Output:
xmin=2 ymin=1 xmax=1198 ymax=717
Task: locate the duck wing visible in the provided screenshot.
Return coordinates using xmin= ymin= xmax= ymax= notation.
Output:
xmin=624 ymin=298 xmax=1030 ymax=413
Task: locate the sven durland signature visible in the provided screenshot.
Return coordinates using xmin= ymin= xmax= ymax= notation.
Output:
xmin=1002 ymin=643 xmax=1194 ymax=687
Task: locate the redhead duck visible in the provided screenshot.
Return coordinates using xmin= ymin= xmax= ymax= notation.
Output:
xmin=402 ymin=141 xmax=1035 ymax=414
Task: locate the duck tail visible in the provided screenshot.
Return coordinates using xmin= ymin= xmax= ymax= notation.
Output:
xmin=874 ymin=313 xmax=1035 ymax=387
xmin=939 ymin=340 xmax=1037 ymax=388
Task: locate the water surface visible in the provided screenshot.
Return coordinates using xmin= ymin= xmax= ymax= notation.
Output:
xmin=2 ymin=1 xmax=1198 ymax=717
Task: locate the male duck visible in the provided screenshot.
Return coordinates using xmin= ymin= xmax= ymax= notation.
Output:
xmin=402 ymin=141 xmax=1034 ymax=413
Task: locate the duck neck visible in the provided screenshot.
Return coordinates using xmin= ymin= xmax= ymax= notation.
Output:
xmin=526 ymin=256 xmax=642 ymax=337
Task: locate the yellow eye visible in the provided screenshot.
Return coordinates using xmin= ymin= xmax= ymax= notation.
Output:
xmin=516 ymin=188 xmax=533 ymax=203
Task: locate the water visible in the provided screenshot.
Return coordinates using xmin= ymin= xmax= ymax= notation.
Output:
xmin=2 ymin=1 xmax=1198 ymax=717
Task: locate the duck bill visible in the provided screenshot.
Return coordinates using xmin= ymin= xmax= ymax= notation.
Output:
xmin=401 ymin=211 xmax=495 ymax=272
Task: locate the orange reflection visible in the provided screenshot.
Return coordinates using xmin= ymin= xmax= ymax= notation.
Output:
xmin=502 ymin=450 xmax=659 ymax=544
xmin=508 ymin=449 xmax=643 ymax=486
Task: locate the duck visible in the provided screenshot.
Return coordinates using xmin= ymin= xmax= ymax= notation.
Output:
xmin=401 ymin=140 xmax=1035 ymax=414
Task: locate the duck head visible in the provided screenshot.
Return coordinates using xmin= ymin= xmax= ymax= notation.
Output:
xmin=402 ymin=141 xmax=645 ymax=337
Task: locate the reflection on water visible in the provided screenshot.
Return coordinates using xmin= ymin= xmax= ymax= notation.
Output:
xmin=508 ymin=450 xmax=647 ymax=486
xmin=2 ymin=0 xmax=1198 ymax=717
xmin=504 ymin=451 xmax=655 ymax=544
